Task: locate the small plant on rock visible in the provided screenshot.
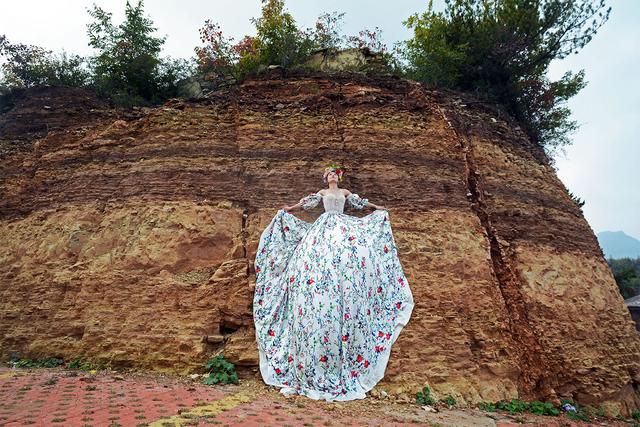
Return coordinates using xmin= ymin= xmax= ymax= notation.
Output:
xmin=202 ymin=354 xmax=239 ymax=385
xmin=415 ymin=385 xmax=436 ymax=405
xmin=10 ymin=357 xmax=64 ymax=368
xmin=560 ymin=398 xmax=591 ymax=422
xmin=442 ymin=395 xmax=456 ymax=406
xmin=479 ymin=401 xmax=497 ymax=412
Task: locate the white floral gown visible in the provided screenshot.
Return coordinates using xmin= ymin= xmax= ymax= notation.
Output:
xmin=253 ymin=191 xmax=414 ymax=401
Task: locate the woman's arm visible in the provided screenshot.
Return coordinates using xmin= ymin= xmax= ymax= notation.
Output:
xmin=344 ymin=189 xmax=386 ymax=210
xmin=283 ymin=191 xmax=322 ymax=212
xmin=282 ymin=201 xmax=301 ymax=212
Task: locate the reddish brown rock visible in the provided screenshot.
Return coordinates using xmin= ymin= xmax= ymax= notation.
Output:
xmin=1 ymin=69 xmax=639 ymax=416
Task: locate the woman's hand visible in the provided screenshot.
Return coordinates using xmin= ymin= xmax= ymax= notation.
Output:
xmin=370 ymin=203 xmax=387 ymax=210
xmin=282 ymin=205 xmax=292 ymax=212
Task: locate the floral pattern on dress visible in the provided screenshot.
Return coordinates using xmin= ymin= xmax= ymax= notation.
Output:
xmin=346 ymin=193 xmax=369 ymax=209
xmin=253 ymin=193 xmax=414 ymax=401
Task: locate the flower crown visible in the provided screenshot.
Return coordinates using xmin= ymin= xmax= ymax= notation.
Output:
xmin=323 ymin=163 xmax=345 ymax=182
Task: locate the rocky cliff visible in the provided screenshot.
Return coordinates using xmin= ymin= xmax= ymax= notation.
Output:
xmin=1 ymin=68 xmax=640 ymax=415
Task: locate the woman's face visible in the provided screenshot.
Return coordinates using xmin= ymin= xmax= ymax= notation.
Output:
xmin=326 ymin=171 xmax=338 ymax=183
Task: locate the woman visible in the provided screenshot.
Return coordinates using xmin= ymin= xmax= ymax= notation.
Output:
xmin=253 ymin=164 xmax=414 ymax=401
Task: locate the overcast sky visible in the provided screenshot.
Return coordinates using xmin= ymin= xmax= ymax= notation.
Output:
xmin=2 ymin=0 xmax=637 ymax=240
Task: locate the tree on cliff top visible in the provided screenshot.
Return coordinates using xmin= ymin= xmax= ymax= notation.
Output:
xmin=0 ymin=35 xmax=90 ymax=89
xmin=194 ymin=1 xmax=398 ymax=82
xmin=86 ymin=0 xmax=192 ymax=107
xmin=400 ymin=0 xmax=611 ymax=155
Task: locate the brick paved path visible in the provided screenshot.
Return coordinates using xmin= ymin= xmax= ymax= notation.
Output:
xmin=0 ymin=367 xmax=628 ymax=426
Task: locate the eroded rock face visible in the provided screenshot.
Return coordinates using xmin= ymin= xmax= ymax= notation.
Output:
xmin=1 ymin=69 xmax=639 ymax=415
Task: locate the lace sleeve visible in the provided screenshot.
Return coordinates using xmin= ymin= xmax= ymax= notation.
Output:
xmin=299 ymin=191 xmax=322 ymax=211
xmin=346 ymin=193 xmax=369 ymax=210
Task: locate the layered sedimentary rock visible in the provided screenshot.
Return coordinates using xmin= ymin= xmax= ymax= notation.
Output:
xmin=1 ymin=69 xmax=639 ymax=415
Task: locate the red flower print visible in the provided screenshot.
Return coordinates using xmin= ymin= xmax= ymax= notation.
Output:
xmin=275 ymin=368 xmax=281 ymax=374
xmin=307 ymin=278 xmax=314 ymax=285
xmin=304 ymin=263 xmax=309 ymax=270
xmin=344 ymin=313 xmax=350 ymax=320
xmin=320 ymin=355 xmax=328 ymax=362
xmin=361 ymin=260 xmax=365 ymax=267
xmin=375 ymin=345 xmax=385 ymax=353
xmin=341 ymin=335 xmax=348 ymax=341
xmin=377 ymin=286 xmax=382 ymax=293
xmin=348 ymin=235 xmax=355 ymax=241
xmin=367 ymin=309 xmax=371 ymax=315
xmin=364 ymin=360 xmax=369 ymax=368
xmin=383 ymin=245 xmax=389 ymax=253
xmin=323 ymin=336 xmax=329 ymax=343
xmin=398 ymin=277 xmax=404 ymax=284
xmin=256 ymin=266 xmax=261 ymax=273
xmin=350 ymin=370 xmax=358 ymax=377
xmin=396 ymin=302 xmax=402 ymax=309
xmin=258 ymin=299 xmax=263 ymax=305
xmin=268 ymin=330 xmax=275 ymax=336
xmin=378 ymin=331 xmax=384 ymax=337
xmin=283 ymin=381 xmax=288 ymax=385
xmin=356 ymin=354 xmax=363 ymax=362
xmin=288 ymin=355 xmax=293 ymax=362
xmin=284 ymin=226 xmax=289 ymax=231
xmin=386 ymin=332 xmax=391 ymax=340
xmin=290 ymin=276 xmax=295 ymax=283
xmin=298 ymin=307 xmax=302 ymax=315
xmin=297 ymin=362 xmax=303 ymax=369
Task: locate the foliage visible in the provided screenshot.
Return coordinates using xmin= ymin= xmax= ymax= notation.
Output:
xmin=479 ymin=401 xmax=497 ymax=411
xmin=607 ymin=257 xmax=640 ymax=299
xmin=0 ymin=35 xmax=90 ymax=88
xmin=442 ymin=394 xmax=457 ymax=406
xmin=195 ymin=20 xmax=261 ymax=82
xmin=202 ymin=354 xmax=239 ymax=385
xmin=479 ymin=398 xmax=560 ymax=416
xmin=86 ymin=0 xmax=190 ymax=107
xmin=566 ymin=189 xmax=585 ymax=209
xmin=559 ymin=398 xmax=591 ymax=421
xmin=400 ymin=0 xmax=611 ymax=154
xmin=9 ymin=357 xmax=64 ymax=368
xmin=195 ymin=2 xmax=402 ymax=83
xmin=66 ymin=357 xmax=108 ymax=371
xmin=250 ymin=0 xmax=317 ymax=69
xmin=314 ymin=12 xmax=347 ymax=49
xmin=346 ymin=26 xmax=388 ymax=54
xmin=415 ymin=385 xmax=436 ymax=405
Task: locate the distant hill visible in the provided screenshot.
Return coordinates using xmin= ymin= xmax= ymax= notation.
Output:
xmin=597 ymin=231 xmax=640 ymax=259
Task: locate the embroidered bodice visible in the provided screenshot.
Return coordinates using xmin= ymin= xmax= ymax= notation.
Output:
xmin=323 ymin=191 xmax=346 ymax=213
xmin=298 ymin=190 xmax=369 ymax=213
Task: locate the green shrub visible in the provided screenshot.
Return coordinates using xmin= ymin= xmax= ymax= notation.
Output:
xmin=0 ymin=36 xmax=90 ymax=88
xmin=66 ymin=357 xmax=107 ymax=371
xmin=202 ymin=354 xmax=239 ymax=385
xmin=399 ymin=0 xmax=611 ymax=155
xmin=442 ymin=394 xmax=456 ymax=406
xmin=479 ymin=401 xmax=497 ymax=412
xmin=415 ymin=385 xmax=436 ymax=405
xmin=479 ymin=398 xmax=560 ymax=416
xmin=9 ymin=357 xmax=64 ymax=368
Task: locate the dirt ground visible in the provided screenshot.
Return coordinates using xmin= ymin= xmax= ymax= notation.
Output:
xmin=0 ymin=365 xmax=636 ymax=426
